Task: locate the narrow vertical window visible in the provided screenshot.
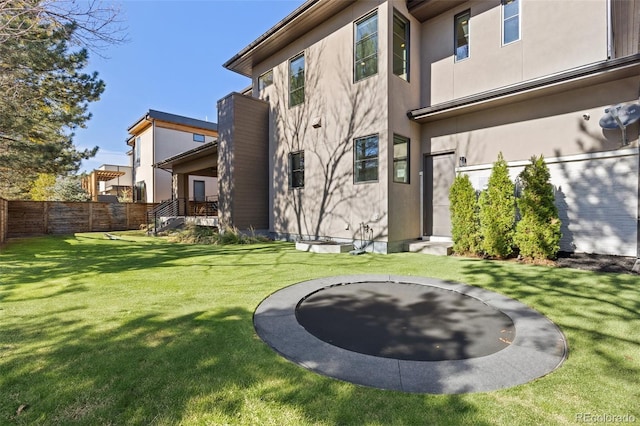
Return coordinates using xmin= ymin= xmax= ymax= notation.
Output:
xmin=454 ymin=10 xmax=470 ymax=61
xmin=259 ymin=69 xmax=273 ymax=91
xmin=354 ymin=135 xmax=379 ymax=183
xmin=134 ymin=136 xmax=141 ymax=166
xmin=502 ymin=0 xmax=520 ymax=45
xmin=135 ymin=181 xmax=146 ymax=203
xmin=393 ymin=12 xmax=409 ymax=80
xmin=393 ymin=135 xmax=410 ymax=184
xmin=354 ymin=12 xmax=378 ymax=81
xmin=289 ymin=54 xmax=305 ymax=107
xmin=289 ymin=151 xmax=304 ymax=188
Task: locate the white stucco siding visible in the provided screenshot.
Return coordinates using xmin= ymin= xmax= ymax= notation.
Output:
xmin=462 ymin=150 xmax=638 ymax=256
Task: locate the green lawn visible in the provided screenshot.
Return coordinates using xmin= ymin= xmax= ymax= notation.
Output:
xmin=0 ymin=233 xmax=638 ymax=425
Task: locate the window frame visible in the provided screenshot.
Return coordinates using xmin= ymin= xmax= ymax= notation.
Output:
xmin=454 ymin=9 xmax=471 ymax=62
xmin=289 ymin=53 xmax=305 ymax=108
xmin=258 ymin=69 xmax=273 ymax=91
xmin=354 ymin=11 xmax=379 ymax=82
xmin=288 ymin=150 xmax=305 ymax=189
xmin=134 ymin=136 xmax=141 ymax=167
xmin=393 ymin=134 xmax=410 ymax=184
xmin=392 ymin=10 xmax=410 ymax=81
xmin=193 ymin=133 xmax=205 ymax=143
xmin=353 ymin=134 xmax=379 ymax=184
xmin=501 ymin=0 xmax=520 ymax=46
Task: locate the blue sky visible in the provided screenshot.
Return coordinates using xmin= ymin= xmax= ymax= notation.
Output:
xmin=75 ymin=0 xmax=305 ymax=172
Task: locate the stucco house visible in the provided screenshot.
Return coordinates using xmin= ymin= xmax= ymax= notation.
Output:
xmin=127 ymin=109 xmax=219 ymax=204
xmin=214 ymin=0 xmax=640 ymax=257
xmin=82 ymin=164 xmax=132 ymax=202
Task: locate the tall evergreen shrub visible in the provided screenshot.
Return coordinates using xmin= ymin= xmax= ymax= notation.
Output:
xmin=514 ymin=155 xmax=561 ymax=260
xmin=479 ymin=152 xmax=516 ymax=258
xmin=449 ymin=173 xmax=481 ymax=255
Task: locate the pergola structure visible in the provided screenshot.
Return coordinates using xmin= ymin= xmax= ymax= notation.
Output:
xmin=83 ymin=169 xmax=127 ymax=202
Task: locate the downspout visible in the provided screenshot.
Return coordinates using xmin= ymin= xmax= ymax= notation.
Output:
xmin=151 ymin=114 xmax=156 ymax=204
xmin=606 ymin=0 xmax=613 ymax=59
xmin=635 ymin=86 xmax=640 ymax=273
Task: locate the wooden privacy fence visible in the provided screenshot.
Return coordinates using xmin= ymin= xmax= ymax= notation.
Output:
xmin=4 ymin=201 xmax=155 ymax=238
xmin=0 ymin=198 xmax=7 ymax=244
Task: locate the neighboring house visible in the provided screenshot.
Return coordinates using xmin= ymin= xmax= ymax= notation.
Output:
xmin=127 ymin=109 xmax=219 ymax=204
xmin=214 ymin=0 xmax=640 ymax=257
xmin=83 ymin=164 xmax=132 ymax=202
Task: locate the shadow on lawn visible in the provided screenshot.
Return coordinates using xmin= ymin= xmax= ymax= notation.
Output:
xmin=0 ymin=235 xmax=294 ymax=300
xmin=1 ymin=305 xmax=489 ymax=425
xmin=459 ymin=259 xmax=640 ymax=395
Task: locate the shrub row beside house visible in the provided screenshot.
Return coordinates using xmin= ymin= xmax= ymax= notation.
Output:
xmin=450 ymin=153 xmax=561 ymax=261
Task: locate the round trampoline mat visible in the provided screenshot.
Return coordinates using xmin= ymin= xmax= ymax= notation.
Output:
xmin=295 ymin=281 xmax=515 ymax=361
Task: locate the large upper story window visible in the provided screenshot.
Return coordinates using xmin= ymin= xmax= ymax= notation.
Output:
xmin=289 ymin=151 xmax=304 ymax=188
xmin=502 ymin=0 xmax=520 ymax=45
xmin=454 ymin=10 xmax=470 ymax=61
xmin=393 ymin=134 xmax=409 ymax=184
xmin=393 ymin=12 xmax=409 ymax=80
xmin=289 ymin=53 xmax=305 ymax=107
xmin=354 ymin=12 xmax=378 ymax=81
xmin=354 ymin=135 xmax=379 ymax=183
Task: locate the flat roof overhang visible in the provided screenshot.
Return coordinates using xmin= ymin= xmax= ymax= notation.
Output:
xmin=408 ymin=54 xmax=640 ymax=123
xmin=407 ymin=0 xmax=466 ymax=22
xmin=224 ymin=0 xmax=356 ymax=77
xmin=155 ymin=141 xmax=218 ymax=177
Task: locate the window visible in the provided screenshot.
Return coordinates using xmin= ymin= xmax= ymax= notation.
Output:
xmin=194 ymin=180 xmax=205 ymax=202
xmin=193 ymin=133 xmax=205 ymax=143
xmin=354 ymin=135 xmax=379 ymax=183
xmin=354 ymin=12 xmax=378 ymax=81
xmin=134 ymin=181 xmax=146 ymax=203
xmin=393 ymin=135 xmax=409 ymax=184
xmin=393 ymin=12 xmax=409 ymax=80
xmin=259 ymin=69 xmax=273 ymax=91
xmin=134 ymin=136 xmax=141 ymax=166
xmin=289 ymin=53 xmax=305 ymax=107
xmin=454 ymin=10 xmax=470 ymax=61
xmin=502 ymin=0 xmax=520 ymax=45
xmin=289 ymin=151 xmax=304 ymax=188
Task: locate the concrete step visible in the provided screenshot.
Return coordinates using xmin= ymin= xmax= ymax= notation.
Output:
xmin=405 ymin=240 xmax=453 ymax=256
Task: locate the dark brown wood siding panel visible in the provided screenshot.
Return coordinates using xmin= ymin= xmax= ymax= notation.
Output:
xmin=232 ymin=94 xmax=270 ymax=229
xmin=217 ymin=93 xmax=270 ymax=230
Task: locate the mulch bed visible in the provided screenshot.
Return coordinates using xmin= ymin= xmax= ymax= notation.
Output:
xmin=555 ymin=252 xmax=637 ymax=274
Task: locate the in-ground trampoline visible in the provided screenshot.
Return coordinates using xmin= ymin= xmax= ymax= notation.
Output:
xmin=254 ymin=275 xmax=567 ymax=394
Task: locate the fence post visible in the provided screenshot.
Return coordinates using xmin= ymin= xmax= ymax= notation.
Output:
xmin=44 ymin=202 xmax=49 ymax=234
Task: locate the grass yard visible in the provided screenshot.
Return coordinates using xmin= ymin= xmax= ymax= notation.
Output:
xmin=0 ymin=232 xmax=638 ymax=425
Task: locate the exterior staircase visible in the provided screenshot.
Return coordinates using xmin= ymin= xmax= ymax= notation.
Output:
xmin=405 ymin=236 xmax=453 ymax=256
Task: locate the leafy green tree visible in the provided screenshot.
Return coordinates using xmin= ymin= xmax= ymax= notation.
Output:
xmin=514 ymin=155 xmax=562 ymax=260
xmin=449 ymin=173 xmax=481 ymax=255
xmin=479 ymin=152 xmax=516 ymax=258
xmin=27 ymin=173 xmax=89 ymax=201
xmin=28 ymin=173 xmax=57 ymax=201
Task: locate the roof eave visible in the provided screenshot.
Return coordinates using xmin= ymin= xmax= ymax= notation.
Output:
xmin=223 ymin=0 xmax=356 ymax=77
xmin=408 ymin=54 xmax=640 ymax=123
